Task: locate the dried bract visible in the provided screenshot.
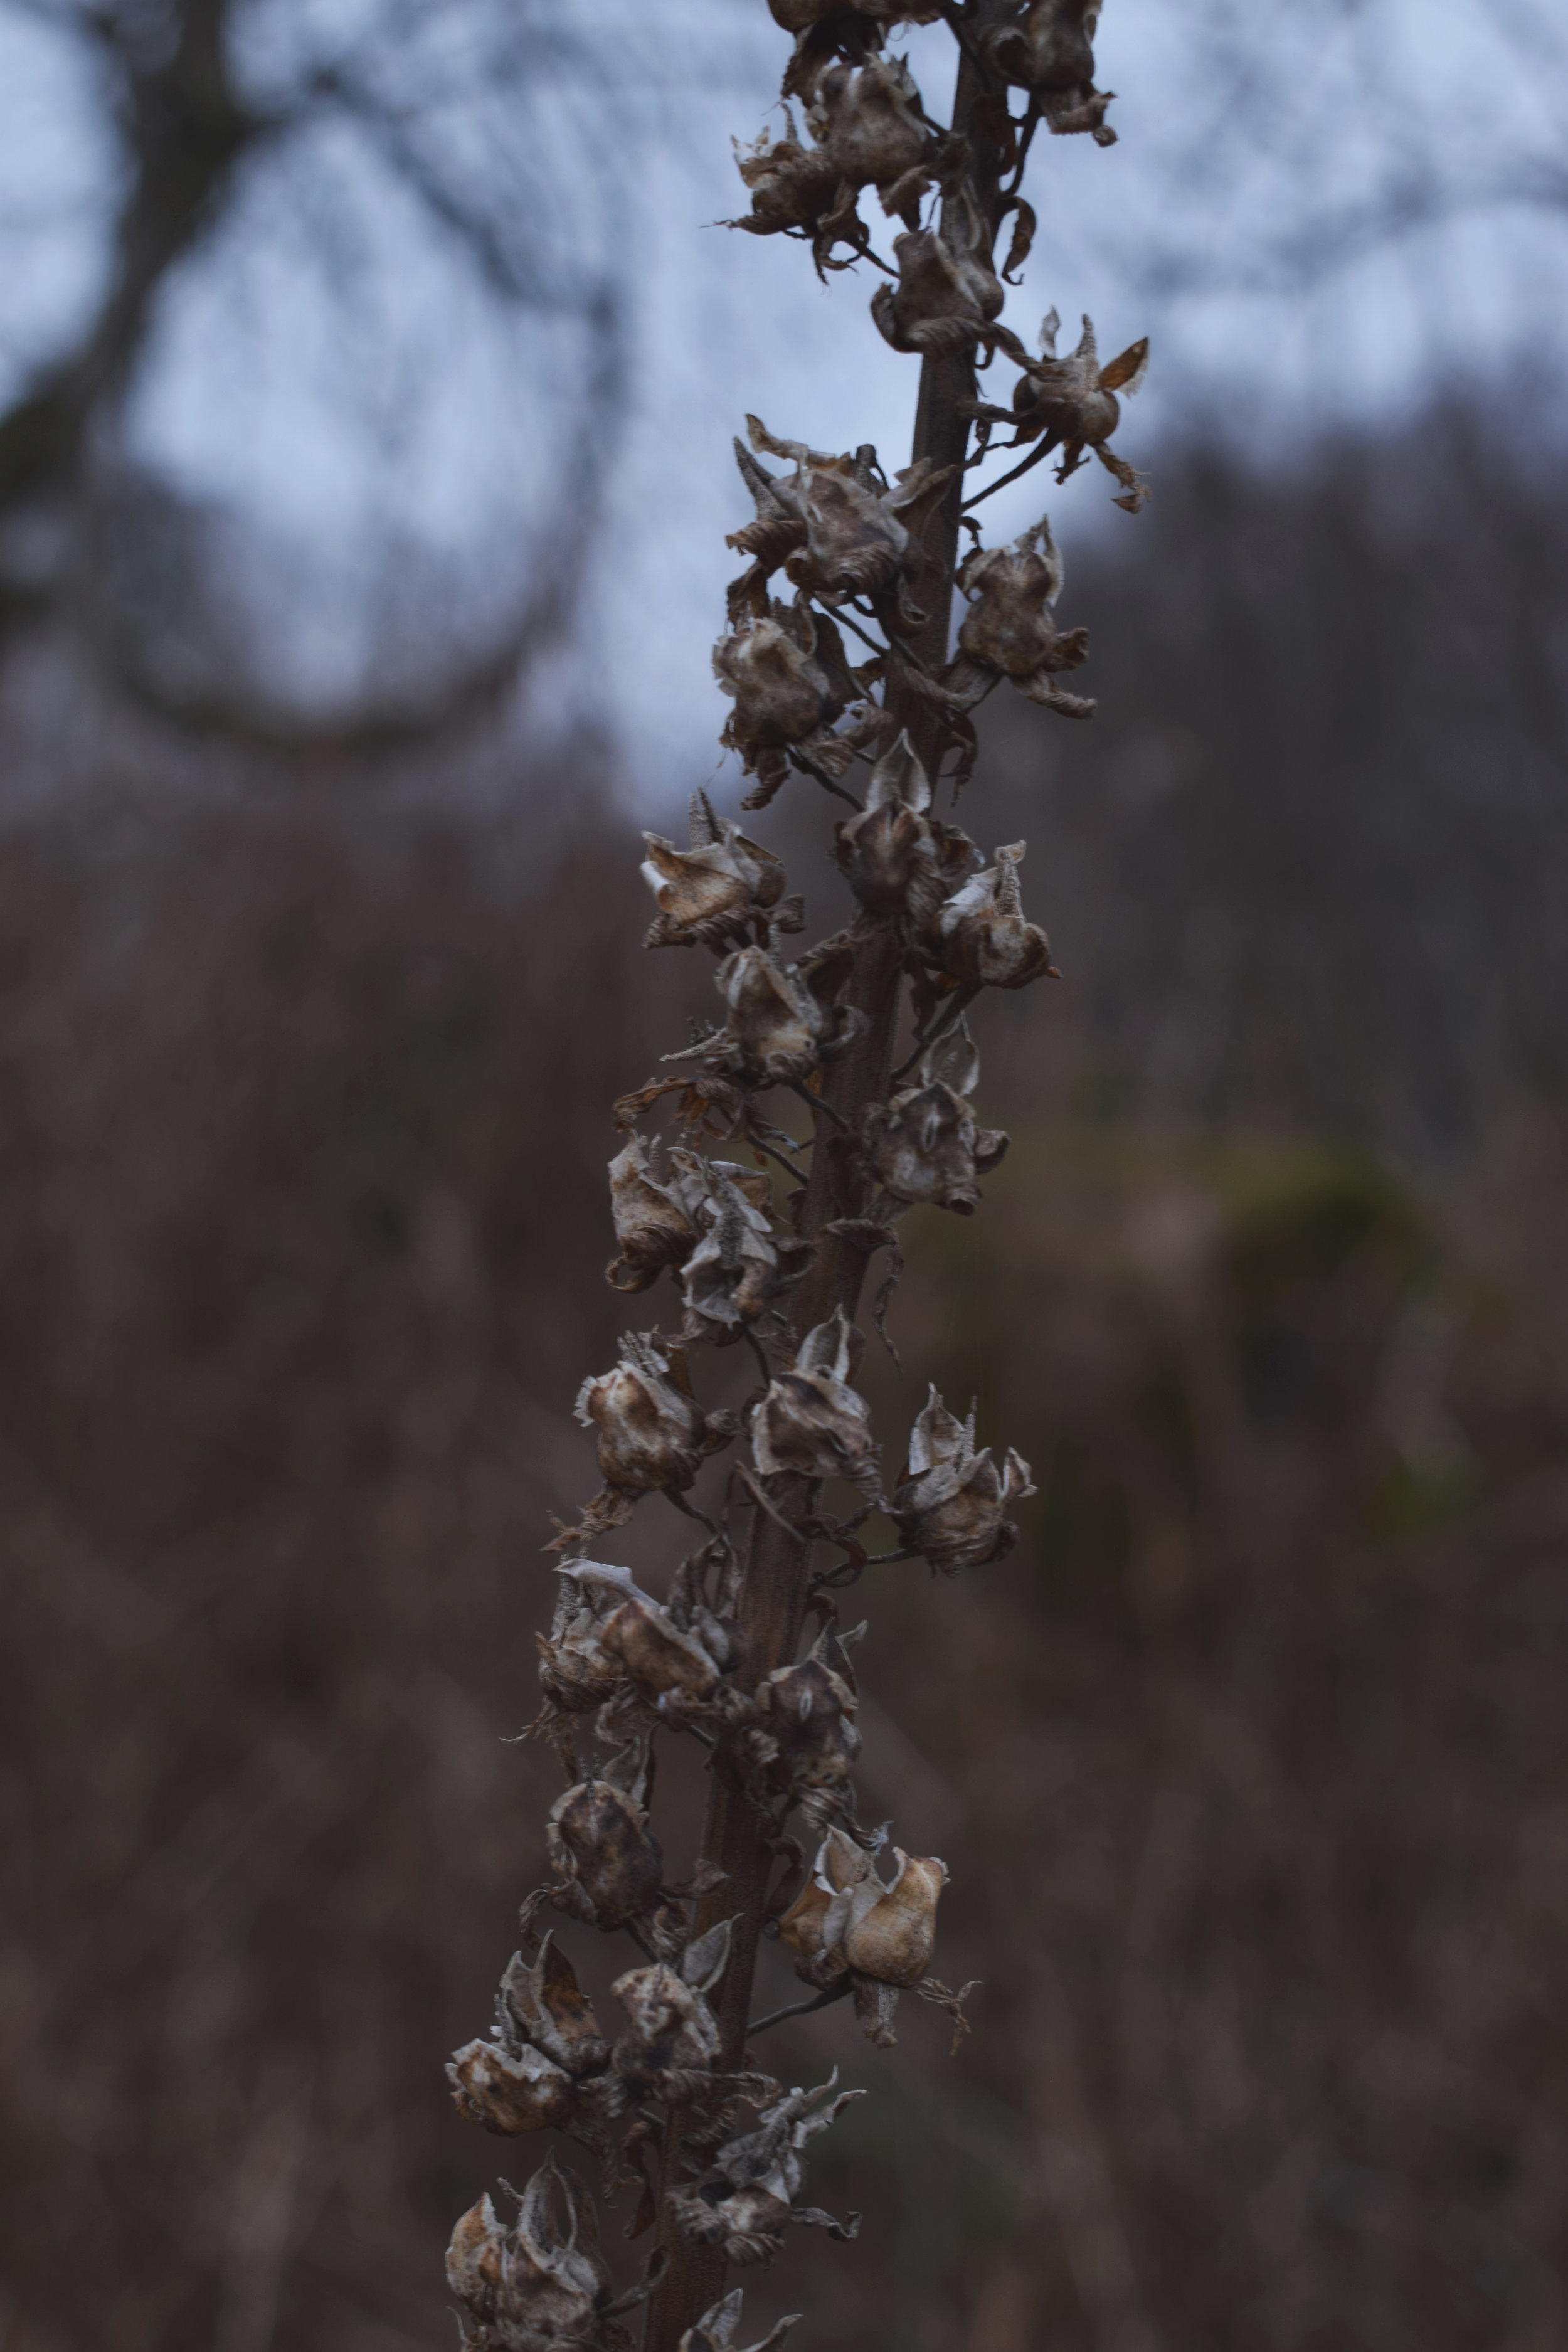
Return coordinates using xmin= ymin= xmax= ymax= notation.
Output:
xmin=937 ymin=840 xmax=1056 ymax=988
xmin=982 ymin=0 xmax=1117 ymax=144
xmin=778 ymin=1825 xmax=948 ymax=2044
xmin=641 ymin=792 xmax=795 ymax=951
xmin=668 ymin=2075 xmax=863 ymax=2265
xmin=677 ymin=2289 xmax=798 ymax=2352
xmin=974 ymin=308 xmax=1148 ymax=510
xmin=712 ymin=601 xmax=860 ymax=806
xmin=891 ymin=1386 xmax=1036 ymax=1572
xmin=573 ymin=1334 xmax=735 ymax=1520
xmin=447 ymin=2156 xmax=628 ymax=2352
xmin=750 ymin=1310 xmax=882 ymax=1502
xmin=859 ymin=1020 xmax=1008 ymax=1214
xmin=546 ymin=1736 xmax=666 ymax=1934
xmin=611 ymin=1918 xmax=733 ymax=2097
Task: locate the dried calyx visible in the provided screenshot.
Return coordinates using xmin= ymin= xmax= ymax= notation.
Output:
xmin=891 ymin=1387 xmax=1037 ymax=1572
xmin=967 ymin=306 xmax=1149 ymax=510
xmin=778 ymin=1825 xmax=948 ymax=2045
xmin=640 ymin=793 xmax=800 ymax=951
xmin=859 ymin=1020 xmax=1009 ymax=1214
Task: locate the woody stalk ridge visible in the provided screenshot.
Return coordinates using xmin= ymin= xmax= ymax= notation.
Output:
xmin=443 ymin=6 xmax=1146 ymax=2351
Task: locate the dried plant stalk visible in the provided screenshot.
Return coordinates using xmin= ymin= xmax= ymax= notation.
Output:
xmin=443 ymin=9 xmax=1144 ymax=2352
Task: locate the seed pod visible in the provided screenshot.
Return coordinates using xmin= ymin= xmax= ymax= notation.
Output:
xmin=546 ymin=1736 xmax=665 ymax=1933
xmin=712 ymin=601 xmax=860 ymax=807
xmin=569 ymin=1562 xmax=731 ymax=1711
xmin=446 ymin=2156 xmax=620 ymax=2352
xmin=968 ymin=308 xmax=1148 ymax=511
xmin=667 ymin=942 xmax=863 ymax=1089
xmin=574 ymin=1333 xmax=734 ymax=1505
xmin=667 ymin=2074 xmax=863 ymax=2265
xmin=641 ymin=792 xmax=793 ymax=951
xmin=832 ymin=729 xmax=945 ymax=928
xmin=733 ymin=419 xmax=952 ymax=622
xmin=728 ymin=56 xmax=945 ymax=272
xmin=681 ymin=1164 xmax=814 ymax=1345
xmin=859 ymin=1020 xmax=1009 ymax=1214
xmin=750 ymin=1310 xmax=882 ymax=1502
xmin=677 ymin=2288 xmax=800 ymax=2352
xmin=605 ymin=1136 xmax=711 ymax=1294
xmin=778 ymin=1826 xmax=949 ymax=2045
xmin=610 ymin=1918 xmax=733 ymax=2096
xmin=535 ymin=1567 xmax=627 ymax=1717
xmin=980 ymin=0 xmax=1117 ymax=144
xmin=447 ymin=2037 xmax=576 ymax=2137
xmin=891 ymin=1386 xmax=1036 ymax=1572
xmin=750 ymin=1618 xmax=863 ymax=1822
xmin=870 ymin=177 xmax=1021 ymax=362
xmin=937 ymin=842 xmax=1057 ymax=988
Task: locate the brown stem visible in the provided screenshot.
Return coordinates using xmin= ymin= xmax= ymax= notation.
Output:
xmin=640 ymin=20 xmax=1015 ymax=2349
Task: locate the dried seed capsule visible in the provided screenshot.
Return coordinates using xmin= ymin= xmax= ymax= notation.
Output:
xmin=610 ymin=1919 xmax=733 ymax=2097
xmin=749 ymin=1618 xmax=863 ymax=1823
xmin=667 ymin=2074 xmax=863 ymax=2266
xmin=641 ymin=792 xmax=792 ymax=951
xmin=573 ymin=1333 xmax=734 ymax=1506
xmin=733 ymin=418 xmax=952 ymax=620
xmin=446 ymin=2156 xmax=622 ymax=2352
xmin=666 ymin=941 xmax=863 ymax=1089
xmin=937 ymin=842 xmax=1057 ymax=988
xmin=778 ymin=1826 xmax=950 ymax=2045
xmin=832 ymin=729 xmax=945 ymax=927
xmin=546 ymin=1736 xmax=665 ymax=1933
xmin=980 ymin=0 xmax=1117 ymax=144
xmin=859 ymin=1020 xmax=1009 ymax=1214
xmin=728 ymin=56 xmax=947 ymax=271
xmin=712 ymin=601 xmax=860 ymax=805
xmin=497 ymin=1934 xmax=610 ymax=2078
xmin=891 ymin=1386 xmax=1036 ymax=1572
xmin=535 ymin=1567 xmax=627 ymax=1717
xmin=750 ymin=1310 xmax=882 ymax=1502
xmin=447 ymin=2038 xmax=576 ymax=2137
xmin=569 ymin=1561 xmax=731 ymax=1710
xmin=681 ymin=1165 xmax=814 ymax=1345
xmin=967 ymin=308 xmax=1148 ymax=509
xmin=870 ymin=178 xmax=1021 ymax=362
xmin=605 ymin=1136 xmax=711 ymax=1294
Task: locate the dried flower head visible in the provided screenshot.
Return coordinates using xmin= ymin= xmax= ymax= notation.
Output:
xmin=778 ymin=1825 xmax=948 ymax=2043
xmin=668 ymin=941 xmax=864 ymax=1089
xmin=668 ymin=2074 xmax=863 ymax=2265
xmin=750 ymin=1310 xmax=882 ymax=1502
xmin=832 ymin=729 xmax=945 ymax=928
xmin=447 ymin=2156 xmax=631 ymax=2352
xmin=870 ymin=177 xmax=1019 ymax=361
xmin=891 ymin=1386 xmax=1036 ymax=1572
xmin=729 ymin=418 xmax=952 ymax=627
xmin=975 ymin=307 xmax=1148 ymax=510
xmin=936 ymin=841 xmax=1057 ymax=988
xmin=573 ymin=1333 xmax=736 ymax=1523
xmin=642 ymin=792 xmax=796 ymax=950
xmin=712 ymin=601 xmax=861 ymax=806
xmin=546 ymin=1735 xmax=666 ymax=1933
xmin=677 ymin=2289 xmax=798 ymax=2352
xmin=982 ymin=0 xmax=1117 ymax=144
xmin=681 ymin=1165 xmax=815 ymax=1344
xmin=859 ymin=1020 xmax=1009 ymax=1213
xmin=610 ymin=1917 xmax=733 ymax=2097
xmin=729 ymin=55 xmax=943 ymax=272
xmin=747 ymin=1616 xmax=864 ymax=1825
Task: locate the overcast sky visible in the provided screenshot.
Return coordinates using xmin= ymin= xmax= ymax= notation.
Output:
xmin=2 ymin=0 xmax=1565 ymax=785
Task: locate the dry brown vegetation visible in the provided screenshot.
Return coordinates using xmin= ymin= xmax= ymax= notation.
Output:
xmin=4 ymin=420 xmax=1568 ymax=2352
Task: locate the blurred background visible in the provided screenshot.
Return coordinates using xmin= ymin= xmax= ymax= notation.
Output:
xmin=3 ymin=3 xmax=1568 ymax=2349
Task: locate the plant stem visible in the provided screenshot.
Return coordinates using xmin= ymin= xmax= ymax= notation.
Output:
xmin=641 ymin=24 xmax=1015 ymax=2349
